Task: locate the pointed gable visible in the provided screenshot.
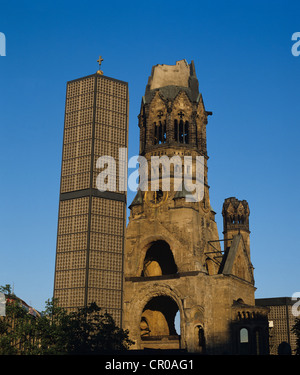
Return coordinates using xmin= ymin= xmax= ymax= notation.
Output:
xmin=221 ymin=234 xmax=254 ymax=283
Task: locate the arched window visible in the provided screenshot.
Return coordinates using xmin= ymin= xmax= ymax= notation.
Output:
xmin=194 ymin=325 xmax=206 ymax=353
xmin=255 ymin=329 xmax=260 ymax=355
xmin=154 ymin=121 xmax=166 ymax=145
xmin=142 ymin=240 xmax=177 ymax=277
xmin=141 ymin=296 xmax=179 ymax=337
xmin=184 ymin=122 xmax=189 ymax=144
xmin=174 ymin=119 xmax=189 ymax=144
xmin=179 ymin=120 xmax=184 ymax=143
xmin=240 ymin=327 xmax=249 ymax=343
xmin=174 ymin=119 xmax=178 ymax=143
xmin=239 ymin=327 xmax=250 ymax=354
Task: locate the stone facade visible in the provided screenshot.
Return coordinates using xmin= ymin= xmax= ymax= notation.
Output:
xmin=123 ymin=60 xmax=269 ymax=354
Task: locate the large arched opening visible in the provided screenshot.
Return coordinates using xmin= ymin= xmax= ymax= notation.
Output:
xmin=140 ymin=295 xmax=181 ymax=349
xmin=141 ymin=240 xmax=177 ymax=277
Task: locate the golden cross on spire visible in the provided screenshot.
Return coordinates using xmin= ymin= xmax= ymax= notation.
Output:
xmin=97 ymin=56 xmax=104 ymax=67
xmin=97 ymin=56 xmax=104 ymax=75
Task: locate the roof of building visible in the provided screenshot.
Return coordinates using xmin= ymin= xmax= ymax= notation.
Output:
xmin=255 ymin=297 xmax=294 ymax=306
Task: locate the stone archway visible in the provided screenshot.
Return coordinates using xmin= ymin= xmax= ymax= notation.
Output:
xmin=133 ymin=231 xmax=185 ymax=277
xmin=135 ymin=284 xmax=185 ymax=350
xmin=140 ymin=295 xmax=181 ymax=350
xmin=141 ymin=240 xmax=178 ymax=277
xmin=141 ymin=295 xmax=179 ymax=337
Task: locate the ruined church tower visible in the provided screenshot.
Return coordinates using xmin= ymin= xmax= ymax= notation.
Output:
xmin=123 ymin=60 xmax=269 ymax=354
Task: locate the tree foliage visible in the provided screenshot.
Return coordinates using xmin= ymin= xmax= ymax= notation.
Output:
xmin=0 ymin=286 xmax=133 ymax=355
xmin=0 ymin=284 xmax=39 ymax=354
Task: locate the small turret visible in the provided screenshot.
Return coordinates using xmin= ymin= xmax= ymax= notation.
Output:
xmin=222 ymin=197 xmax=250 ymax=254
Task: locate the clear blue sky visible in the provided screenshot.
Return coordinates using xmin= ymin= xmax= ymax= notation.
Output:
xmin=0 ymin=0 xmax=299 ymax=311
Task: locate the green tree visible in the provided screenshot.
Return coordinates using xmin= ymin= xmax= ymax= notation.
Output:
xmin=34 ymin=298 xmax=70 ymax=354
xmin=0 ymin=285 xmax=14 ymax=296
xmin=0 ymin=290 xmax=39 ymax=354
xmin=54 ymin=302 xmax=133 ymax=354
xmin=0 ymin=286 xmax=133 ymax=355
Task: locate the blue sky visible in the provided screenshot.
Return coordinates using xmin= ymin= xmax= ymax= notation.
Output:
xmin=0 ymin=0 xmax=299 ymax=311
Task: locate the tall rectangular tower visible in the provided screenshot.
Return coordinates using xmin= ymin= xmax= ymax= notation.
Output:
xmin=53 ymin=71 xmax=128 ymax=326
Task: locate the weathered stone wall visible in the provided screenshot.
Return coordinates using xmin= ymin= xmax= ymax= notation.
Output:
xmin=123 ymin=60 xmax=268 ymax=354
